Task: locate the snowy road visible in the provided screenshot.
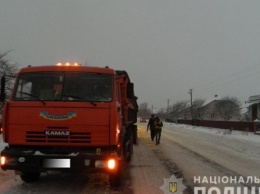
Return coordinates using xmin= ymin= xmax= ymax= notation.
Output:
xmin=160 ymin=123 xmax=260 ymax=192
xmin=0 ymin=122 xmax=260 ymax=193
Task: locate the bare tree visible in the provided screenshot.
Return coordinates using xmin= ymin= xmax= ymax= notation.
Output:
xmin=217 ymin=96 xmax=241 ymax=121
xmin=156 ymin=108 xmax=166 ymax=119
xmin=192 ymin=98 xmax=206 ymax=119
xmin=170 ymin=100 xmax=189 ymax=120
xmin=138 ymin=102 xmax=152 ymax=117
xmin=0 ymin=52 xmax=19 ymax=107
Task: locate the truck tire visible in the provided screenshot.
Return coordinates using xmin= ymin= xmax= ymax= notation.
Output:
xmin=126 ymin=152 xmax=132 ymax=163
xmin=132 ymin=125 xmax=138 ymax=145
xmin=126 ymin=137 xmax=133 ymax=163
xmin=20 ymin=172 xmax=41 ymax=182
xmin=124 ymin=132 xmax=133 ymax=163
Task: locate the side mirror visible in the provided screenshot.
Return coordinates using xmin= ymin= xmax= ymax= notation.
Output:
xmin=127 ymin=82 xmax=134 ymax=99
xmin=0 ymin=76 xmax=6 ymax=101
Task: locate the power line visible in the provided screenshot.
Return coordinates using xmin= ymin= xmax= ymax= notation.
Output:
xmin=194 ymin=64 xmax=260 ymax=93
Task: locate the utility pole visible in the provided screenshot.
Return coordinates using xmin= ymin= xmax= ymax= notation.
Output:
xmin=166 ymin=99 xmax=170 ymax=119
xmin=188 ymin=89 xmax=193 ymax=119
xmin=152 ymin=105 xmax=156 ymax=114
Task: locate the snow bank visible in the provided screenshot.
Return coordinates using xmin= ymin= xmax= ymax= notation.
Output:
xmin=166 ymin=122 xmax=260 ymax=143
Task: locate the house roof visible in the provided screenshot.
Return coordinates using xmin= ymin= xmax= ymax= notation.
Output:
xmin=248 ymin=95 xmax=260 ymax=103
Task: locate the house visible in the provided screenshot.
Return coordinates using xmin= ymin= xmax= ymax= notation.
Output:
xmin=202 ymin=100 xmax=241 ymax=121
xmin=202 ymin=100 xmax=222 ymax=120
xmin=175 ymin=99 xmax=241 ymax=121
xmin=246 ymin=95 xmax=260 ymax=121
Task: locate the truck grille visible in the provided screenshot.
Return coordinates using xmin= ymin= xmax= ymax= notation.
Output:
xmin=26 ymin=131 xmax=91 ymax=144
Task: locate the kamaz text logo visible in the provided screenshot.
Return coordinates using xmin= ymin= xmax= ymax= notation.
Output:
xmin=45 ymin=131 xmax=70 ymax=136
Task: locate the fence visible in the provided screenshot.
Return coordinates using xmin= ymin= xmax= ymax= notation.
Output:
xmin=176 ymin=119 xmax=256 ymax=132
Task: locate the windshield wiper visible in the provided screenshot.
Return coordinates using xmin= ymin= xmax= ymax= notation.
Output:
xmin=62 ymin=94 xmax=96 ymax=106
xmin=17 ymin=92 xmax=46 ymax=105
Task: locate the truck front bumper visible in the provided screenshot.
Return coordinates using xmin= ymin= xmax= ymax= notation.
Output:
xmin=0 ymin=147 xmax=120 ymax=174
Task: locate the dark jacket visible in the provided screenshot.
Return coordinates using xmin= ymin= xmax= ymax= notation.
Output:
xmin=147 ymin=117 xmax=155 ymax=131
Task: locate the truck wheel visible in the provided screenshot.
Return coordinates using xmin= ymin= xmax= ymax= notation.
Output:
xmin=126 ymin=133 xmax=133 ymax=163
xmin=126 ymin=151 xmax=132 ymax=163
xmin=132 ymin=125 xmax=138 ymax=145
xmin=20 ymin=172 xmax=41 ymax=182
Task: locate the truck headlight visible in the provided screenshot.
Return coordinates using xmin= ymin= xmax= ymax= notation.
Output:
xmin=0 ymin=156 xmax=6 ymax=165
xmin=107 ymin=159 xmax=116 ymax=170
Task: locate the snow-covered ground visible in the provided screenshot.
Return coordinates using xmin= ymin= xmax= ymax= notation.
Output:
xmin=158 ymin=122 xmax=260 ymax=192
xmin=0 ymin=122 xmax=259 ymax=194
xmin=168 ymin=122 xmax=260 ymax=143
xmin=136 ymin=120 xmax=260 ymax=193
xmin=164 ymin=122 xmax=260 ymax=160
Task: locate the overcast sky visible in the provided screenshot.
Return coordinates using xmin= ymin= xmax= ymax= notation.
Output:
xmin=1 ymin=1 xmax=260 ymax=110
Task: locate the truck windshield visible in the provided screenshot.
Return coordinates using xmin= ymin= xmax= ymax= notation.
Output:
xmin=13 ymin=72 xmax=113 ymax=102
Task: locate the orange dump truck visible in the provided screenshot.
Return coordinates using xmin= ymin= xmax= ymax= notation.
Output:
xmin=0 ymin=63 xmax=138 ymax=185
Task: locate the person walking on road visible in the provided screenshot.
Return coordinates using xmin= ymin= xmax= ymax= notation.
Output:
xmin=154 ymin=116 xmax=163 ymax=145
xmin=147 ymin=114 xmax=156 ymax=141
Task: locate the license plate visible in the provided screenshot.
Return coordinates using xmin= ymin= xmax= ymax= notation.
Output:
xmin=42 ymin=159 xmax=70 ymax=168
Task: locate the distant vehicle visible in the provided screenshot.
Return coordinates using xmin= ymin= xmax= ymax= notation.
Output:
xmin=140 ymin=118 xmax=147 ymax=122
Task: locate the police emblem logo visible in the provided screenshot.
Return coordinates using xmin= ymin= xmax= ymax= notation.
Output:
xmin=160 ymin=175 xmax=186 ymax=194
xmin=169 ymin=182 xmax=177 ymax=193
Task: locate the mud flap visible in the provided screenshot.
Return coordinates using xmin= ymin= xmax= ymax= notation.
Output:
xmin=132 ymin=124 xmax=138 ymax=145
xmin=123 ymin=125 xmax=135 ymax=163
xmin=109 ymin=160 xmax=123 ymax=187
